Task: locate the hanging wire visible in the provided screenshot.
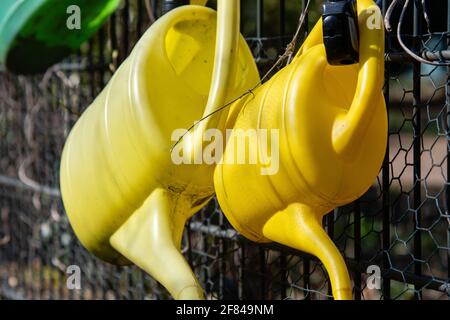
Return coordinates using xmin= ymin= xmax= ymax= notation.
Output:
xmin=420 ymin=0 xmax=431 ymax=34
xmin=286 ymin=0 xmax=311 ymax=64
xmin=385 ymin=0 xmax=430 ymax=33
xmin=385 ymin=0 xmax=450 ymax=66
xmin=384 ymin=0 xmax=399 ymax=32
xmin=171 ymin=0 xmax=311 ymax=150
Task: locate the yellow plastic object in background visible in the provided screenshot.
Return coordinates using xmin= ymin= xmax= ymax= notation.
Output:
xmin=214 ymin=0 xmax=387 ymax=300
xmin=190 ymin=0 xmax=208 ymax=5
xmin=60 ymin=1 xmax=259 ymax=300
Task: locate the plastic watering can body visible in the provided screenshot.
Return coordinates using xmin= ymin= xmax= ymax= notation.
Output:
xmin=60 ymin=2 xmax=259 ymax=299
xmin=0 ymin=0 xmax=120 ymax=74
xmin=214 ymin=0 xmax=387 ymax=300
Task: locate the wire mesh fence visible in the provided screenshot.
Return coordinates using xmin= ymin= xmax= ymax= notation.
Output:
xmin=0 ymin=0 xmax=449 ymax=300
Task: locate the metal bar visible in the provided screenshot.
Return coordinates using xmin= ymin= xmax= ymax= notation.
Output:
xmin=122 ymin=0 xmax=130 ymax=61
xmin=98 ymin=27 xmax=106 ymax=87
xmin=256 ymin=0 xmax=264 ymax=38
xmin=87 ymin=39 xmax=96 ymax=98
xmin=413 ymin=0 xmax=423 ymax=300
xmin=137 ymin=0 xmax=144 ymax=37
xmin=382 ymin=62 xmax=392 ymax=298
xmin=240 ymin=0 xmax=244 ymax=34
xmin=447 ymin=0 xmax=450 ymax=301
xmin=354 ymin=201 xmax=361 ymax=300
xmin=110 ymin=12 xmax=118 ymax=68
xmin=238 ymin=241 xmax=245 ymax=299
xmin=260 ymin=247 xmax=266 ymax=299
xmin=326 ymin=209 xmax=335 ymax=299
xmin=73 ymin=50 xmax=83 ymax=125
xmin=186 ymin=221 xmax=193 ymax=268
xmin=381 ymin=0 xmax=391 ymax=301
xmin=127 ymin=269 xmax=134 ymax=299
xmin=221 ymin=239 xmax=228 ymax=299
xmin=151 ymin=0 xmax=158 ymax=19
xmin=303 ymin=258 xmax=311 ymax=300
xmin=386 ymin=50 xmax=450 ymax=63
xmin=382 ymin=90 xmax=391 ymax=299
xmin=279 ymin=253 xmax=287 ymax=299
xmin=280 ymin=0 xmax=286 ymax=49
xmin=220 ymin=214 xmax=227 ymax=299
xmin=200 ymin=214 xmax=210 ymax=294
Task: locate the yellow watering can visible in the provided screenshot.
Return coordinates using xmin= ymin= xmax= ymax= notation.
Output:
xmin=60 ymin=0 xmax=259 ymax=299
xmin=214 ymin=0 xmax=387 ymax=300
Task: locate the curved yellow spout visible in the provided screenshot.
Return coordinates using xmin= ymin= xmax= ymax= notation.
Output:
xmin=60 ymin=0 xmax=259 ymax=299
xmin=263 ymin=204 xmax=351 ymax=299
xmin=215 ymin=0 xmax=386 ymax=300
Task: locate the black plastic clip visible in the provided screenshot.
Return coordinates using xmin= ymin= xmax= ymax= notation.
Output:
xmin=322 ymin=0 xmax=359 ymax=65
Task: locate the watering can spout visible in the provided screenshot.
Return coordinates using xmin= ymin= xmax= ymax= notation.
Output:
xmin=110 ymin=188 xmax=204 ymax=299
xmin=263 ymin=204 xmax=352 ymax=300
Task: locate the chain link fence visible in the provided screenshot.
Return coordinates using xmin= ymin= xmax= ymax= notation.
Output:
xmin=1 ymin=0 xmax=449 ymax=300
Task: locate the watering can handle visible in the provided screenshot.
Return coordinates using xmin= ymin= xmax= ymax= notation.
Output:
xmin=199 ymin=0 xmax=240 ymax=129
xmin=332 ymin=0 xmax=385 ymax=158
xmin=184 ymin=0 xmax=241 ymax=157
xmin=294 ymin=0 xmax=384 ymax=159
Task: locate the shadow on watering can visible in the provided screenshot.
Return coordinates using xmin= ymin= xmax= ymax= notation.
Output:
xmin=0 ymin=0 xmax=119 ymax=74
xmin=214 ymin=0 xmax=387 ymax=300
xmin=60 ymin=0 xmax=259 ymax=299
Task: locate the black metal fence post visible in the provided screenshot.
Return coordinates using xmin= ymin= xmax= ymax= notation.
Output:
xmin=413 ymin=0 xmax=423 ymax=300
xmin=446 ymin=0 xmax=450 ymax=301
